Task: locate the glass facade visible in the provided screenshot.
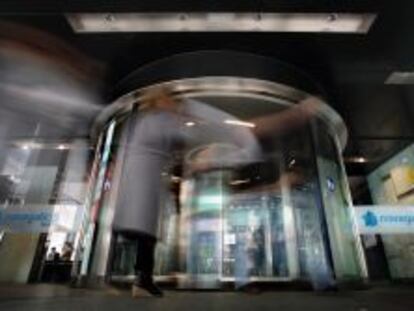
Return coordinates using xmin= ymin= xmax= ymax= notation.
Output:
xmin=0 ymin=139 xmax=92 ymax=283
xmin=82 ymin=78 xmax=366 ymax=289
xmin=366 ymin=144 xmax=414 ymax=279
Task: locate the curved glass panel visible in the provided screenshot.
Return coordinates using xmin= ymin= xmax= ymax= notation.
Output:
xmin=85 ymin=89 xmax=364 ymax=290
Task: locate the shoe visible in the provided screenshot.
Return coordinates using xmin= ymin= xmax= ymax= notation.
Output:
xmin=132 ymin=282 xmax=163 ymax=298
xmin=132 ymin=275 xmax=163 ymax=298
xmin=132 ymin=283 xmax=153 ymax=298
xmin=141 ymin=281 xmax=164 ymax=297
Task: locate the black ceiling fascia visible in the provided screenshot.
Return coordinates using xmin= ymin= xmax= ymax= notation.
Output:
xmin=0 ymin=0 xmax=385 ymax=14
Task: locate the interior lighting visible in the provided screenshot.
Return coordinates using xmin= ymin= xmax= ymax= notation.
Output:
xmin=355 ymin=157 xmax=367 ymax=163
xmin=171 ymin=175 xmax=181 ymax=183
xmin=224 ymin=119 xmax=256 ymax=128
xmin=230 ymin=179 xmax=250 ymax=186
xmin=346 ymin=156 xmax=368 ymax=163
xmin=66 ymin=13 xmax=376 ymax=33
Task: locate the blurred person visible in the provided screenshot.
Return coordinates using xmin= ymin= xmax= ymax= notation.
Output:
xmin=249 ymin=224 xmax=265 ymax=276
xmin=114 ymin=86 xmax=265 ymax=297
xmin=189 ymin=103 xmax=323 ymax=292
xmin=47 ymin=247 xmax=60 ymax=262
xmin=235 ymin=162 xmax=336 ymax=291
xmin=114 ymin=85 xmax=322 ymax=297
xmin=233 ymin=217 xmax=265 ymax=291
xmin=288 ymin=165 xmax=336 ymax=291
xmin=61 ymin=242 xmax=73 ymax=261
xmin=113 ymin=87 xmax=183 ymax=298
xmin=46 ymin=247 xmax=61 ymax=282
xmin=234 ymin=229 xmax=250 ymax=289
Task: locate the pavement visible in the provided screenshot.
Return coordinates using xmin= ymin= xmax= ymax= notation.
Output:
xmin=0 ymin=283 xmax=413 ymax=311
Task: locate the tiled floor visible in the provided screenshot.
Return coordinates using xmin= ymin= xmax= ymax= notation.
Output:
xmin=0 ymin=284 xmax=413 ymax=311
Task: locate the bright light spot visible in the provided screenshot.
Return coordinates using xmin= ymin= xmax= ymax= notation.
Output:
xmin=198 ymin=195 xmax=223 ymax=205
xmin=230 ymin=179 xmax=250 ymax=186
xmin=224 ymin=119 xmax=256 ymax=128
xmin=58 ymin=144 xmax=66 ymax=150
xmin=9 ymin=175 xmax=19 ymax=183
xmin=22 ymin=145 xmax=29 ymax=150
xmin=185 ymin=121 xmax=196 ymax=127
xmin=346 ymin=156 xmax=368 ymax=163
xmin=356 ymin=157 xmax=367 ymax=163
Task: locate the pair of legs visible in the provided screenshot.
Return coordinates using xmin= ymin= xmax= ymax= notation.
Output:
xmin=134 ymin=233 xmax=157 ymax=284
xmin=116 ymin=231 xmax=162 ymax=297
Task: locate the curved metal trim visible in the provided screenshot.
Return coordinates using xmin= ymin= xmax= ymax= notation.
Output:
xmin=92 ymin=76 xmax=348 ymax=150
xmin=112 ymin=51 xmax=326 ymax=98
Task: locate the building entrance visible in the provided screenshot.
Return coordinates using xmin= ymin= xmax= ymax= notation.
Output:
xmin=79 ymin=52 xmax=366 ymax=290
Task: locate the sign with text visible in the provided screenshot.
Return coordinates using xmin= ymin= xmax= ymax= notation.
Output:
xmin=0 ymin=204 xmax=81 ymax=233
xmin=353 ymin=206 xmax=414 ymax=234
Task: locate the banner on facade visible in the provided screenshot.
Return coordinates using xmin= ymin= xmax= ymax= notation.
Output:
xmin=353 ymin=206 xmax=414 ymax=234
xmin=0 ymin=204 xmax=82 ymax=233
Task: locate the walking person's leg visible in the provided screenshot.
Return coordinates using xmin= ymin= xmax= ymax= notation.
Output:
xmin=132 ymin=233 xmax=163 ymax=297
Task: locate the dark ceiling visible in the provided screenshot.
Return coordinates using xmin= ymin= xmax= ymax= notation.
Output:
xmin=0 ymin=1 xmax=413 ymax=175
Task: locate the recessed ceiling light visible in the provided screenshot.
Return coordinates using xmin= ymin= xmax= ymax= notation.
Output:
xmin=345 ymin=156 xmax=368 ymax=163
xmin=66 ymin=13 xmax=376 ymax=33
xmin=224 ymin=119 xmax=256 ymax=128
xmin=356 ymin=157 xmax=367 ymax=163
xmin=230 ymin=179 xmax=251 ymax=186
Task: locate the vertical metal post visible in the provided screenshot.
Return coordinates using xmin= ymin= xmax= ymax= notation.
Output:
xmin=280 ymin=154 xmax=300 ymax=279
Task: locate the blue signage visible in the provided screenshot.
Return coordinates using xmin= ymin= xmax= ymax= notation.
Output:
xmin=0 ymin=210 xmax=52 ymax=226
xmin=0 ymin=210 xmax=53 ymax=232
xmin=354 ymin=206 xmax=414 ymax=234
xmin=362 ymin=210 xmax=378 ymax=227
xmin=0 ymin=204 xmax=80 ymax=233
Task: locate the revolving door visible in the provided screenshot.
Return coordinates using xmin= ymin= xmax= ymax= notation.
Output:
xmin=80 ymin=52 xmax=367 ymax=290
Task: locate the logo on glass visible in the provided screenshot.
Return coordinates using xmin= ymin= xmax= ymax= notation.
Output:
xmin=362 ymin=210 xmax=378 ymax=227
xmin=326 ymin=177 xmax=336 ymax=192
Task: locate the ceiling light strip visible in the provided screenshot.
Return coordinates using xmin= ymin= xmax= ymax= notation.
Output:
xmin=66 ymin=13 xmax=376 ymax=33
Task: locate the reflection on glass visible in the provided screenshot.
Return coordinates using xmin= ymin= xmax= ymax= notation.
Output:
xmin=101 ymin=92 xmax=363 ymax=290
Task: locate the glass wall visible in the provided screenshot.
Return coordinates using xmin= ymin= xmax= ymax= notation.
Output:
xmin=0 ymin=139 xmax=92 ymax=283
xmin=84 ymin=80 xmax=366 ymax=290
xmin=313 ymin=122 xmax=367 ymax=282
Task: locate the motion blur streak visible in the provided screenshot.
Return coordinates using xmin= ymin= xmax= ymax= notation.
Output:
xmin=0 ymin=22 xmax=104 ymax=141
